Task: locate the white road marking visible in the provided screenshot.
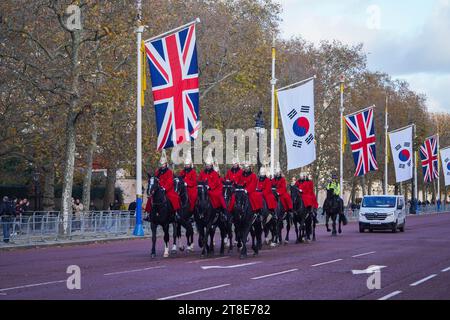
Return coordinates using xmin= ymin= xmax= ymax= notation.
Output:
xmin=251 ymin=269 xmax=298 ymax=280
xmin=104 ymin=265 xmax=165 ymax=276
xmin=157 ymin=284 xmax=230 ymax=300
xmin=201 ymin=262 xmax=261 ymax=270
xmin=441 ymin=266 xmax=450 ymax=272
xmin=311 ymin=259 xmax=343 ymax=267
xmin=410 ymin=274 xmax=437 ymax=287
xmin=0 ymin=280 xmax=66 ymax=292
xmin=378 ymin=290 xmax=402 ymax=300
xmin=187 ymin=256 xmax=230 ymax=264
xmin=352 ymin=251 xmax=376 ymax=258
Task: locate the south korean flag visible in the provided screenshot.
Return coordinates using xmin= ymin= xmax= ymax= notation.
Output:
xmin=440 ymin=147 xmax=450 ymax=187
xmin=388 ymin=126 xmax=413 ymax=183
xmin=277 ymin=79 xmax=315 ymax=171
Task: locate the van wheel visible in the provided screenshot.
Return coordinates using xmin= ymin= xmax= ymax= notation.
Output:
xmin=392 ymin=223 xmax=397 ymax=233
xmin=359 ymin=225 xmax=365 ymax=233
xmin=399 ymin=223 xmax=405 ymax=232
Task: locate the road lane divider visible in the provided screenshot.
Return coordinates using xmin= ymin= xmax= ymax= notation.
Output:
xmin=410 ymin=274 xmax=437 ymax=287
xmin=0 ymin=280 xmax=66 ymax=292
xmin=311 ymin=259 xmax=343 ymax=267
xmin=352 ymin=251 xmax=376 ymax=258
xmin=378 ymin=290 xmax=402 ymax=300
xmin=441 ymin=266 xmax=450 ymax=272
xmin=157 ymin=284 xmax=230 ymax=300
xmin=187 ymin=256 xmax=230 ymax=264
xmin=104 ymin=265 xmax=165 ymax=276
xmin=251 ymin=269 xmax=298 ymax=280
xmin=201 ymin=262 xmax=261 ymax=270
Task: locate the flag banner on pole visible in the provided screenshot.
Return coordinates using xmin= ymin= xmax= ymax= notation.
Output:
xmin=277 ymin=79 xmax=315 ymax=171
xmin=441 ymin=147 xmax=450 ymax=186
xmin=344 ymin=107 xmax=378 ymax=177
xmin=388 ymin=126 xmax=413 ymax=183
xmin=144 ymin=23 xmax=200 ymax=150
xmin=419 ymin=135 xmax=439 ymax=183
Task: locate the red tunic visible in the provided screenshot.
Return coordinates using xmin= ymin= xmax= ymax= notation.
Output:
xmin=225 ymin=168 xmax=243 ymax=185
xmin=155 ymin=168 xmax=181 ymax=211
xmin=225 ymin=168 xmax=242 ymax=212
xmin=179 ymin=168 xmax=198 ymax=212
xmin=198 ymin=169 xmax=227 ymax=209
xmin=239 ymin=172 xmax=263 ymax=211
xmin=257 ymin=177 xmax=277 ymax=210
xmin=295 ymin=180 xmax=318 ymax=208
xmin=272 ymin=176 xmax=293 ymax=211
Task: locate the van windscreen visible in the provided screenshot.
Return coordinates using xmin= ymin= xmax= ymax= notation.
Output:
xmin=362 ymin=197 xmax=396 ymax=208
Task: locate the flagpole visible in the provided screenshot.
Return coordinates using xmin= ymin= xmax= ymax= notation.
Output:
xmin=437 ymin=133 xmax=441 ymax=206
xmin=270 ymin=37 xmax=277 ymax=177
xmin=385 ymin=95 xmax=389 ymax=194
xmin=133 ymin=0 xmax=144 ymax=236
xmin=413 ymin=124 xmax=418 ymax=212
xmin=144 ymin=18 xmax=200 ymax=43
xmin=339 ymin=75 xmax=345 ymax=200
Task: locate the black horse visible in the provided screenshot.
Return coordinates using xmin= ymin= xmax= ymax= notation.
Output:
xmin=195 ymin=182 xmax=229 ymax=257
xmin=233 ymin=186 xmax=262 ymax=258
xmin=290 ymin=185 xmax=307 ymax=243
xmin=322 ymin=189 xmax=346 ymax=236
xmin=222 ymin=180 xmax=235 ymax=251
xmin=262 ymin=196 xmax=278 ymax=247
xmin=272 ymin=188 xmax=292 ymax=245
xmin=174 ymin=176 xmax=194 ymax=252
xmin=146 ymin=175 xmax=176 ymax=258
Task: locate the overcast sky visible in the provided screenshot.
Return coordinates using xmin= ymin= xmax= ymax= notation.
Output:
xmin=278 ymin=0 xmax=450 ymax=113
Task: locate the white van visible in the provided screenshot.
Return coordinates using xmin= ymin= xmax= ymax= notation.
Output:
xmin=359 ymin=195 xmax=406 ymax=233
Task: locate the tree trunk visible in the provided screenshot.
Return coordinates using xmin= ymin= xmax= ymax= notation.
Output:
xmin=60 ymin=28 xmax=81 ymax=233
xmin=350 ymin=179 xmax=357 ymax=205
xmin=42 ymin=162 xmax=55 ymax=211
xmin=82 ymin=122 xmax=98 ymax=211
xmin=360 ymin=176 xmax=366 ymax=196
xmin=367 ymin=178 xmax=372 ymax=195
xmin=103 ymin=166 xmax=117 ymax=210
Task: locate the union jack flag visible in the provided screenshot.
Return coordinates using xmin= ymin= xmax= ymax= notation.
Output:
xmin=144 ymin=24 xmax=200 ymax=150
xmin=419 ymin=135 xmax=439 ymax=183
xmin=345 ymin=107 xmax=378 ymax=176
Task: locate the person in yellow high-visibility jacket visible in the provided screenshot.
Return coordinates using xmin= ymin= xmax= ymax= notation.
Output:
xmin=326 ymin=174 xmax=340 ymax=196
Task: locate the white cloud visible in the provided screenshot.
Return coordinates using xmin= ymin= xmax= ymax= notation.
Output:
xmin=278 ymin=0 xmax=450 ymax=114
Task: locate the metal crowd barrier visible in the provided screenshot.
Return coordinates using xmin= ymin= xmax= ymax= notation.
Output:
xmin=0 ymin=211 xmax=139 ymax=245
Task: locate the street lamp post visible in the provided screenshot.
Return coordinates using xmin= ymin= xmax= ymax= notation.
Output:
xmin=33 ymin=172 xmax=41 ymax=211
xmin=255 ymin=111 xmax=265 ymax=173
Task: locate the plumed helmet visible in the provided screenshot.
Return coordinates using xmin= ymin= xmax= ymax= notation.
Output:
xmin=259 ymin=167 xmax=266 ymax=176
xmin=159 ymin=150 xmax=168 ymax=166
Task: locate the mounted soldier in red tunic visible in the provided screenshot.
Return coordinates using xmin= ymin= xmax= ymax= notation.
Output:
xmin=154 ymin=152 xmax=181 ymax=213
xmin=239 ymin=161 xmax=263 ymax=212
xmin=257 ymin=167 xmax=277 ymax=211
xmin=178 ymin=153 xmax=197 ymax=213
xmin=295 ymin=173 xmax=318 ymax=210
xmin=198 ymin=155 xmax=227 ymax=211
xmin=272 ymin=165 xmax=293 ymax=213
xmin=224 ymin=156 xmax=243 ymax=212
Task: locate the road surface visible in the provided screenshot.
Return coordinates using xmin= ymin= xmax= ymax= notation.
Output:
xmin=1 ymin=212 xmax=450 ymax=300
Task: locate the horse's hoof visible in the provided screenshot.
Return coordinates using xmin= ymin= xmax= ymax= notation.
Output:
xmin=338 ymin=229 xmax=342 ymax=234
xmin=327 ymin=229 xmax=331 ymax=232
xmin=253 ymin=252 xmax=258 ymax=257
xmin=240 ymin=254 xmax=247 ymax=259
xmin=179 ymin=245 xmax=186 ymax=252
xmin=171 ymin=250 xmax=177 ymax=255
xmin=270 ymin=243 xmax=277 ymax=248
xmin=151 ymin=253 xmax=156 ymax=259
xmin=284 ymin=240 xmax=289 ymax=245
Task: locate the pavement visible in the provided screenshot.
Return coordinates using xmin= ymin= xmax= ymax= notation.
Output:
xmin=1 ymin=212 xmax=450 ymax=300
